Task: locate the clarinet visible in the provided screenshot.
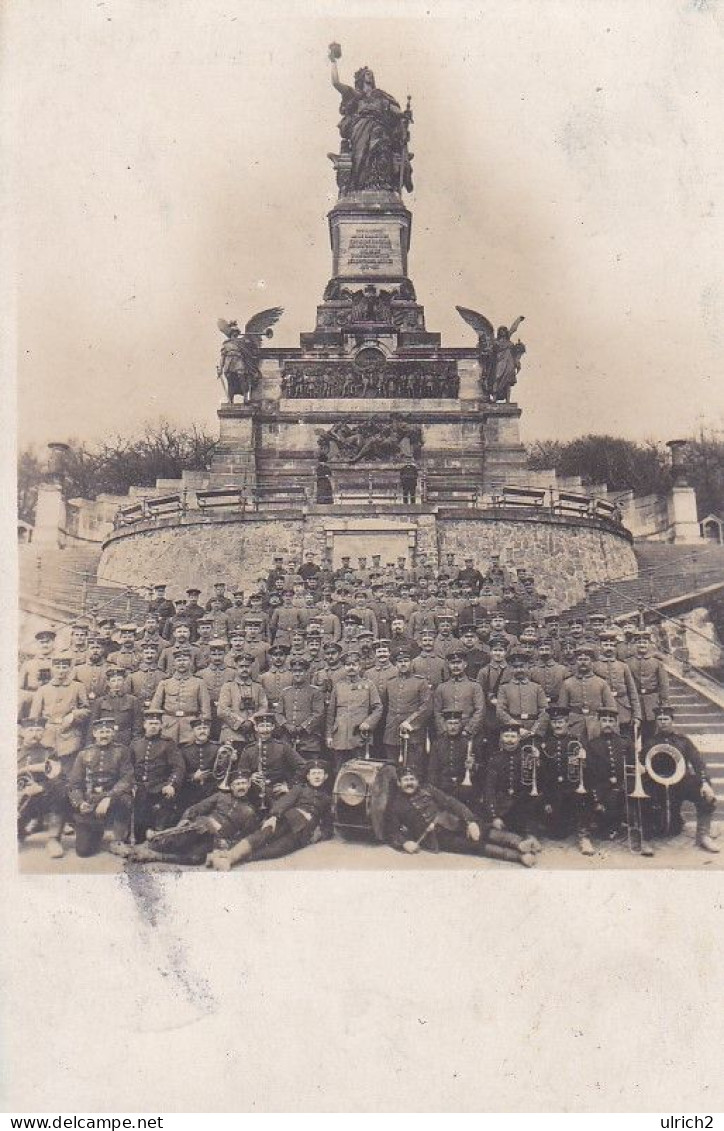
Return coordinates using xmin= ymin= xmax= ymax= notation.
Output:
xmin=258 ymin=734 xmax=268 ymax=813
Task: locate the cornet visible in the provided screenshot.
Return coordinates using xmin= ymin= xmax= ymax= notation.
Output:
xmin=520 ymin=743 xmax=540 ymax=797
xmin=461 ymin=739 xmax=475 ymax=788
xmin=213 ymin=744 xmax=239 ymax=792
xmin=567 ymin=740 xmax=588 ymax=795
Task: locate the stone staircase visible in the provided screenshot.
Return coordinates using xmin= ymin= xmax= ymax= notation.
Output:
xmin=18 ymin=543 xmax=147 ymax=626
xmin=667 ymin=673 xmax=724 ymax=819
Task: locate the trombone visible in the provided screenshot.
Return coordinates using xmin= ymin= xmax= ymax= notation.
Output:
xmin=624 ymin=721 xmax=649 ymax=853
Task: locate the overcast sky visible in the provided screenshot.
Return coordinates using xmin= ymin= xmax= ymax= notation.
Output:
xmin=7 ymin=0 xmax=724 ymax=451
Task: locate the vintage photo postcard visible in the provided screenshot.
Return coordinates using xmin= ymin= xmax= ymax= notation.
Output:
xmin=4 ymin=0 xmax=724 ymax=1114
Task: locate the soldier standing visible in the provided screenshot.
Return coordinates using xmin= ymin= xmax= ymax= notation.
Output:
xmin=326 ymin=649 xmax=384 ymax=774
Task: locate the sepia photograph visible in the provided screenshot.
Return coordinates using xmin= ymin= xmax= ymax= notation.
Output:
xmin=12 ymin=1 xmax=724 ymax=879
xmin=5 ymin=0 xmax=724 ymax=1115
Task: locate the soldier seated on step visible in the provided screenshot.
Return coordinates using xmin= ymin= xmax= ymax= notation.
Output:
xmin=642 ymin=705 xmax=719 ymax=853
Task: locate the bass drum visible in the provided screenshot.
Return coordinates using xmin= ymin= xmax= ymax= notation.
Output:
xmin=333 ymin=758 xmax=397 ymax=841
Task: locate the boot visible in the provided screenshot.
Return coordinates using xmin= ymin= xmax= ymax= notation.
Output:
xmin=696 ymin=813 xmax=720 ymax=854
xmin=45 ymin=815 xmax=64 ymax=859
xmin=483 ymin=844 xmax=532 ymax=865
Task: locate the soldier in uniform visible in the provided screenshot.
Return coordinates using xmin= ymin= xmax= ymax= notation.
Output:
xmin=411 ymin=627 xmax=449 ymax=688
xmin=124 ymin=708 xmax=185 ymax=845
xmin=197 ymin=639 xmax=232 ymax=737
xmin=433 ymin=649 xmax=485 ymax=739
xmin=275 ymin=657 xmax=326 ymax=762
xmin=205 ymin=580 xmax=233 ymax=612
xmin=270 ymin=588 xmax=307 ymax=647
xmin=586 ymin=707 xmax=654 ymax=855
xmin=387 ymin=765 xmax=536 ymax=866
xmin=18 ymin=629 xmax=56 ymax=718
xmin=456 ymin=625 xmax=489 ymax=679
xmin=593 ymin=629 xmax=641 ymax=738
xmin=558 ymin=644 xmax=617 ymax=743
xmin=106 ymin=623 xmax=141 ymax=674
xmin=209 ymin=760 xmax=332 ymax=869
xmin=147 ymin=583 xmax=176 ymax=635
xmin=326 ymin=649 xmax=384 ymax=774
xmin=126 ymin=641 xmax=166 ymax=708
xmin=130 ymin=768 xmax=261 ymax=866
xmin=159 ymin=622 xmax=202 ymax=674
xmin=628 ymin=631 xmax=670 ymax=744
xmin=643 ymin=705 xmax=719 ymax=852
xmin=67 ymin=716 xmax=134 ymax=858
xmin=73 ymin=635 xmax=111 ymax=707
xmin=217 ymin=653 xmax=268 ymax=746
xmin=483 ymin=722 xmax=543 ymax=844
xmin=428 ymin=708 xmax=478 ymax=803
xmin=379 ymin=646 xmax=432 ymax=771
xmin=536 ymin=705 xmax=595 ymax=855
xmin=528 ymin=637 xmax=569 ymax=705
xmin=367 ymin=639 xmax=399 ymax=697
xmin=91 ymin=666 xmax=143 ymax=747
xmin=17 ymin=716 xmax=67 ymax=859
xmin=259 ymin=643 xmax=293 ymax=710
xmin=150 ymin=645 xmax=212 ymax=747
xmin=176 ymin=717 xmax=221 ymax=813
xmin=184 ymin=587 xmax=206 ymax=641
xmin=29 ymin=651 xmax=91 ymax=768
xmin=495 ymin=651 xmax=548 ymax=740
xmin=236 ymin=710 xmax=307 ymax=810
xmin=388 ymin=614 xmax=419 ymax=662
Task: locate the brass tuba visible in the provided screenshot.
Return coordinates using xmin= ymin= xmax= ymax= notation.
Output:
xmin=17 ymin=758 xmax=62 ymax=818
xmin=644 ymin=741 xmax=687 ymax=835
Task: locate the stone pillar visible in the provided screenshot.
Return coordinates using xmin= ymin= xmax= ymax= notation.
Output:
xmin=665 ymin=439 xmax=701 ymax=544
xmin=480 ymin=404 xmax=528 ymax=493
xmin=211 ymin=406 xmax=258 ymax=490
xmin=328 ymin=194 xmax=411 ymax=285
xmin=34 ymin=483 xmax=66 ymax=548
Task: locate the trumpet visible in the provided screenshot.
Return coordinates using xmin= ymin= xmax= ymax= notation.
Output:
xmin=644 ymin=741 xmax=686 ymax=835
xmin=520 ymin=743 xmax=540 ymax=797
xmin=213 ymin=743 xmax=239 ymax=792
xmin=566 ymin=740 xmax=588 ymax=795
xmin=461 ymin=739 xmax=475 ymax=788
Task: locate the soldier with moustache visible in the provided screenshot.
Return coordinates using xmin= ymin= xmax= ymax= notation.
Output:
xmin=275 ymin=656 xmax=326 ymax=763
xmin=147 ymin=583 xmax=176 ymax=635
xmin=18 ymin=629 xmax=56 ymax=718
xmin=175 ymin=716 xmax=221 ymax=813
xmin=536 ymin=705 xmax=596 ymax=856
xmin=106 ymin=623 xmax=141 ymax=675
xmin=29 ymin=652 xmax=91 ymax=768
xmin=585 ymin=706 xmax=654 ymax=855
xmin=326 ymin=648 xmax=384 ymax=774
xmin=593 ymin=629 xmax=642 ymax=738
xmin=628 ymin=631 xmax=670 ymax=744
xmin=482 ymin=722 xmax=543 ymax=845
xmin=91 ymin=666 xmax=144 ymax=747
xmin=428 ymin=708 xmax=478 ymax=803
xmin=73 ymin=635 xmax=111 ymax=707
xmin=150 ymin=645 xmax=212 ymax=747
xmin=433 ymin=649 xmax=485 ymax=741
xmin=379 ymin=646 xmax=432 ymax=773
xmin=123 ymin=708 xmax=186 ymax=845
xmin=159 ymin=621 xmax=203 ymax=674
xmin=236 ymin=710 xmax=308 ymax=810
xmin=528 ymin=637 xmax=570 ymax=705
xmin=67 ymin=716 xmax=134 ymax=858
xmin=411 ymin=627 xmax=449 ymax=689
xmin=17 ymin=716 xmax=67 ymax=859
xmin=643 ymin=705 xmax=719 ymax=852
xmin=217 ymin=653 xmax=268 ymax=746
xmin=259 ymin=643 xmax=293 ymax=710
xmin=495 ymin=651 xmax=548 ymax=741
xmin=197 ymin=639 xmax=233 ymax=738
xmin=558 ymin=643 xmax=617 ymax=743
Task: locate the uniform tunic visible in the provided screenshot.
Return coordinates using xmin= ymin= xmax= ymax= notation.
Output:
xmin=495 ymin=678 xmax=548 ymax=736
xmin=593 ymin=658 xmax=641 ymax=726
xmin=217 ymin=678 xmax=268 ymax=743
xmin=67 ymin=742 xmax=134 ymax=808
xmin=276 ymin=683 xmax=326 ymax=755
xmin=150 ymin=675 xmax=212 ymax=745
xmin=528 ymin=660 xmax=570 ymax=705
xmin=326 ymin=677 xmax=384 ymax=753
xmin=627 ymin=656 xmax=670 ymax=722
xmin=259 ymin=667 xmax=294 ymax=709
xmin=411 ymin=652 xmax=449 ymax=689
xmin=91 ymin=691 xmax=143 ymax=747
xmin=559 ymin=673 xmax=617 ymax=741
xmin=73 ymin=660 xmax=111 ymax=705
xmin=433 ymin=676 xmax=485 ymax=737
xmin=30 ymin=678 xmax=91 ymax=759
xmin=381 ymin=673 xmax=432 ymax=751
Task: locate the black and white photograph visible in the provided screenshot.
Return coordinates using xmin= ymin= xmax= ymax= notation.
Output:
xmin=4 ymin=0 xmax=724 ymax=1115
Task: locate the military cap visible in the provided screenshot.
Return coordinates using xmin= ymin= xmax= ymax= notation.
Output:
xmin=186 ymin=587 xmax=201 ymax=596
xmin=229 ymin=628 xmax=246 ymax=639
xmin=395 ymin=646 xmax=413 ymax=660
xmin=374 ymin=637 xmax=392 ymax=649
xmin=152 ymin=583 xmax=167 ymax=590
xmin=189 ymin=717 xmax=211 ymax=729
xmin=499 ymin=721 xmax=522 ymax=733
xmin=252 ymin=710 xmax=276 ymax=725
xmin=653 ymin=704 xmax=675 ymax=717
xmin=489 ymin=612 xmax=508 ymax=622
xmin=575 ymin=643 xmax=597 ymax=657
xmin=446 ymin=649 xmax=467 ymax=662
xmin=589 ymin=612 xmax=608 ymax=623
xmin=212 ymin=581 xmax=227 ymax=588
xmin=304 ymin=759 xmax=329 ymax=775
xmin=174 ymin=597 xmax=188 ymax=606
xmin=35 ymin=629 xmax=56 ymax=641
xmin=459 ymin=624 xmax=479 ymax=636
xmin=345 ymin=612 xmax=363 ymax=625
xmin=172 ymin=645 xmax=193 ymax=657
xmin=268 ymin=643 xmax=290 ymax=656
xmin=106 ymin=665 xmax=126 ymax=678
xmin=357 ymin=628 xmax=374 ymax=640
xmin=233 ymin=652 xmax=253 ymax=665
xmin=343 ymin=648 xmax=362 ymax=661
xmin=441 ymin=708 xmax=464 ymax=720
xmin=142 ymin=708 xmax=164 ymax=720
xmin=244 ymin=614 xmax=264 ymax=626
xmin=51 ymin=651 xmax=74 ymax=664
xmin=306 ymin=624 xmax=323 ymax=637
xmin=117 ymin=622 xmax=137 ymax=634
xmin=437 ymin=609 xmax=456 ymax=621
xmin=547 ymin=705 xmax=570 ymax=719
xmin=543 ymin=614 xmax=560 ymax=624
xmin=397 ymin=764 xmax=420 ymax=780
xmin=232 ymin=587 xmax=245 ymax=596
xmin=96 ymin=617 xmax=116 ymax=628
xmin=568 ymin=617 xmax=586 ymax=628
xmin=634 ymin=629 xmax=652 ymax=640
xmin=289 ymin=656 xmax=310 ymax=671
xmin=599 ymin=629 xmax=619 ymax=642
xmin=71 ymin=617 xmax=91 ymax=630
xmin=323 ymin=641 xmax=342 ymax=653
xmin=231 ymin=767 xmax=253 ymax=781
xmin=197 ymin=615 xmax=215 ymax=626
xmin=507 ymin=650 xmax=529 ymax=664
xmin=139 ymin=638 xmax=159 ymax=650
xmin=92 ymin=715 xmax=118 ymax=728
xmin=488 ymin=636 xmax=510 ymax=649
xmin=209 ymin=638 xmax=227 ymax=649
xmin=273 ymin=555 xmax=284 ymax=562
xmin=20 ymin=715 xmax=47 ymax=728
xmin=597 ymin=707 xmax=618 ymax=718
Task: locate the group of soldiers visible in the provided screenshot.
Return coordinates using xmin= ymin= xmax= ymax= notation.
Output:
xmin=280 ymin=367 xmax=460 ymax=400
xmin=17 ymin=548 xmax=720 ymax=868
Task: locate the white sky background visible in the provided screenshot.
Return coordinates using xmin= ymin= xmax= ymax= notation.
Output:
xmin=8 ymin=0 xmax=724 ymax=450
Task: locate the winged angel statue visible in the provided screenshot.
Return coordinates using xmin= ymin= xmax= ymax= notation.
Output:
xmin=217 ymin=308 xmax=284 ymax=404
xmin=455 ymin=306 xmax=526 ymax=403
